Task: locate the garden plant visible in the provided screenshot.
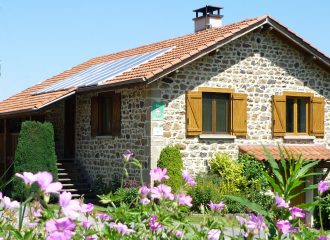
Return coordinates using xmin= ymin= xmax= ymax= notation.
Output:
xmin=0 ymin=148 xmax=328 ymax=239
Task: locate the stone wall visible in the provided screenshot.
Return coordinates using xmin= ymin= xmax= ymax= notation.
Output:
xmin=45 ymin=102 xmax=65 ymax=159
xmin=75 ymin=86 xmax=151 ymax=185
xmin=149 ymin=30 xmax=330 ymax=176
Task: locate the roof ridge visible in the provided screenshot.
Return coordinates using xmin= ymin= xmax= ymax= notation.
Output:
xmin=90 ymin=15 xmax=267 ymax=62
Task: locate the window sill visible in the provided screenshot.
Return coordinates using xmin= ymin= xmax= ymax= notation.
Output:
xmin=95 ymin=135 xmax=114 ymax=139
xmin=199 ymin=134 xmax=236 ymax=140
xmin=283 ymin=135 xmax=315 ymax=140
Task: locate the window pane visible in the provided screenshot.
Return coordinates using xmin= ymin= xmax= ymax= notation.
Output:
xmin=202 ymin=93 xmax=213 ymax=133
xmin=297 ymin=98 xmax=307 ymax=133
xmin=215 ymin=94 xmax=230 ymax=133
xmin=101 ymin=98 xmax=112 ymax=134
xmin=286 ymin=98 xmax=294 ymax=133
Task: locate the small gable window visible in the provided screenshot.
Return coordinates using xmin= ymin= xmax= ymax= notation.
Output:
xmin=90 ymin=92 xmax=121 ymax=137
xmin=272 ymin=92 xmax=324 ymax=137
xmin=186 ymin=88 xmax=247 ymax=137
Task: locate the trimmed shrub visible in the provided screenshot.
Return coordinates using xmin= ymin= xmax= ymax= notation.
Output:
xmin=157 ymin=145 xmax=183 ymax=192
xmin=209 ymin=153 xmax=247 ymax=194
xmin=12 ymin=121 xmax=58 ymax=200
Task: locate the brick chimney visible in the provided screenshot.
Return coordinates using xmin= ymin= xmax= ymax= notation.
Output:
xmin=193 ymin=5 xmax=223 ymax=32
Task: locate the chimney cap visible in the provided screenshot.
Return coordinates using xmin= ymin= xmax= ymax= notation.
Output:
xmin=193 ymin=5 xmax=223 ymax=16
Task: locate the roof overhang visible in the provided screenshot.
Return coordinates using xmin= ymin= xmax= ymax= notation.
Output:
xmin=0 ymin=77 xmax=147 ymax=118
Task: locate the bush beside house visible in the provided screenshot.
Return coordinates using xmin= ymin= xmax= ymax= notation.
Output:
xmin=157 ymin=146 xmax=183 ymax=192
xmin=12 ymin=121 xmax=58 ymax=200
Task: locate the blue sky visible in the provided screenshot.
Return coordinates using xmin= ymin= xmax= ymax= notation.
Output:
xmin=0 ymin=1 xmax=329 ymax=101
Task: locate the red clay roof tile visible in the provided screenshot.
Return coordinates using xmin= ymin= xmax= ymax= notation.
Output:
xmin=239 ymin=145 xmax=330 ymax=161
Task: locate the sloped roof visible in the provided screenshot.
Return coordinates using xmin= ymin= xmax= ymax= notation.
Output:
xmin=0 ymin=15 xmax=329 ymax=116
xmin=240 ymin=145 xmax=330 ymax=161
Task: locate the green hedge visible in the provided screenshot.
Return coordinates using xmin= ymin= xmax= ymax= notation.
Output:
xmin=157 ymin=146 xmax=183 ymax=192
xmin=12 ymin=121 xmax=58 ymax=200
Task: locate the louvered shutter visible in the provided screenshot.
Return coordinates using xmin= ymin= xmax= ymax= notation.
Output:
xmin=186 ymin=91 xmax=202 ymax=136
xmin=310 ymin=97 xmax=324 ymax=137
xmin=112 ymin=93 xmax=121 ymax=136
xmin=272 ymin=95 xmax=286 ymax=136
xmin=231 ymin=93 xmax=247 ymax=136
xmin=91 ymin=96 xmax=99 ymax=137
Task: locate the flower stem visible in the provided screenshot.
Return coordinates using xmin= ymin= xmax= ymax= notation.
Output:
xmin=319 ymin=205 xmax=324 ymax=233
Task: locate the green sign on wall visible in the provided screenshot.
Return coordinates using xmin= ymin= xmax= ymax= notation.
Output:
xmin=151 ymin=101 xmax=165 ymax=120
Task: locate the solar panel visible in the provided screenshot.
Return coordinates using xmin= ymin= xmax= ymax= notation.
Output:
xmin=35 ymin=47 xmax=173 ymax=94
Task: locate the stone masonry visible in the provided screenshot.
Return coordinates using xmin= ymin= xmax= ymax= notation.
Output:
xmin=74 ymin=86 xmax=151 ymax=186
xmin=149 ymin=30 xmax=330 ymax=176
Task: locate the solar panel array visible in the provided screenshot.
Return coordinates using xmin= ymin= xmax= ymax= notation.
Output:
xmin=35 ymin=47 xmax=173 ymax=94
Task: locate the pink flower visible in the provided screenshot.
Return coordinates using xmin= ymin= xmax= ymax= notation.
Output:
xmin=2 ymin=196 xmax=20 ymax=210
xmin=318 ymin=236 xmax=329 ymax=240
xmin=276 ymin=220 xmax=291 ymax=235
xmin=207 ymin=229 xmax=221 ymax=240
xmin=290 ymin=207 xmax=305 ymax=219
xmin=182 ymin=170 xmax=196 ymax=187
xmin=318 ymin=181 xmax=329 ymax=195
xmin=59 ymin=192 xmax=81 ymax=219
xmin=109 ymin=222 xmax=134 ymax=235
xmin=36 ymin=172 xmax=62 ymax=194
xmin=150 ymin=184 xmax=174 ymax=200
xmin=33 ymin=202 xmax=42 ymax=218
xmin=175 ymin=230 xmax=184 ymax=238
xmin=150 ymin=167 xmax=170 ymax=182
xmin=15 ymin=172 xmax=37 ymax=186
xmin=81 ymin=203 xmax=94 ymax=214
xmin=236 ymin=216 xmax=246 ymax=226
xmin=122 ymin=150 xmax=134 ymax=162
xmin=96 ymin=213 xmax=112 ymax=222
xmin=82 ymin=220 xmax=93 ymax=230
xmin=140 ymin=197 xmax=150 ymax=205
xmin=177 ymin=194 xmax=192 ymax=207
xmin=208 ymin=201 xmax=225 ymax=212
xmin=46 ymin=217 xmax=76 ymax=240
xmin=139 ymin=186 xmax=150 ymax=198
xmin=275 ymin=193 xmax=289 ymax=208
xmin=246 ymin=214 xmax=267 ymax=236
xmin=149 ymin=214 xmax=163 ymax=231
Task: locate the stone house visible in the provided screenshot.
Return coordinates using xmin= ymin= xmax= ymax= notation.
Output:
xmin=0 ymin=6 xmax=329 ymax=206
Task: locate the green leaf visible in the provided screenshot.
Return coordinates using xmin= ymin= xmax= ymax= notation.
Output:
xmin=263 ymin=146 xmax=284 ymax=185
xmin=295 ymin=160 xmax=320 ymax=179
xmin=264 ymin=172 xmax=283 ymax=195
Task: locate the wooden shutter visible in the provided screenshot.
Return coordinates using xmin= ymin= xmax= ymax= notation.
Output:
xmin=91 ymin=96 xmax=99 ymax=137
xmin=310 ymin=97 xmax=324 ymax=137
xmin=272 ymin=95 xmax=286 ymax=136
xmin=186 ymin=91 xmax=202 ymax=136
xmin=111 ymin=93 xmax=121 ymax=136
xmin=231 ymin=93 xmax=247 ymax=136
